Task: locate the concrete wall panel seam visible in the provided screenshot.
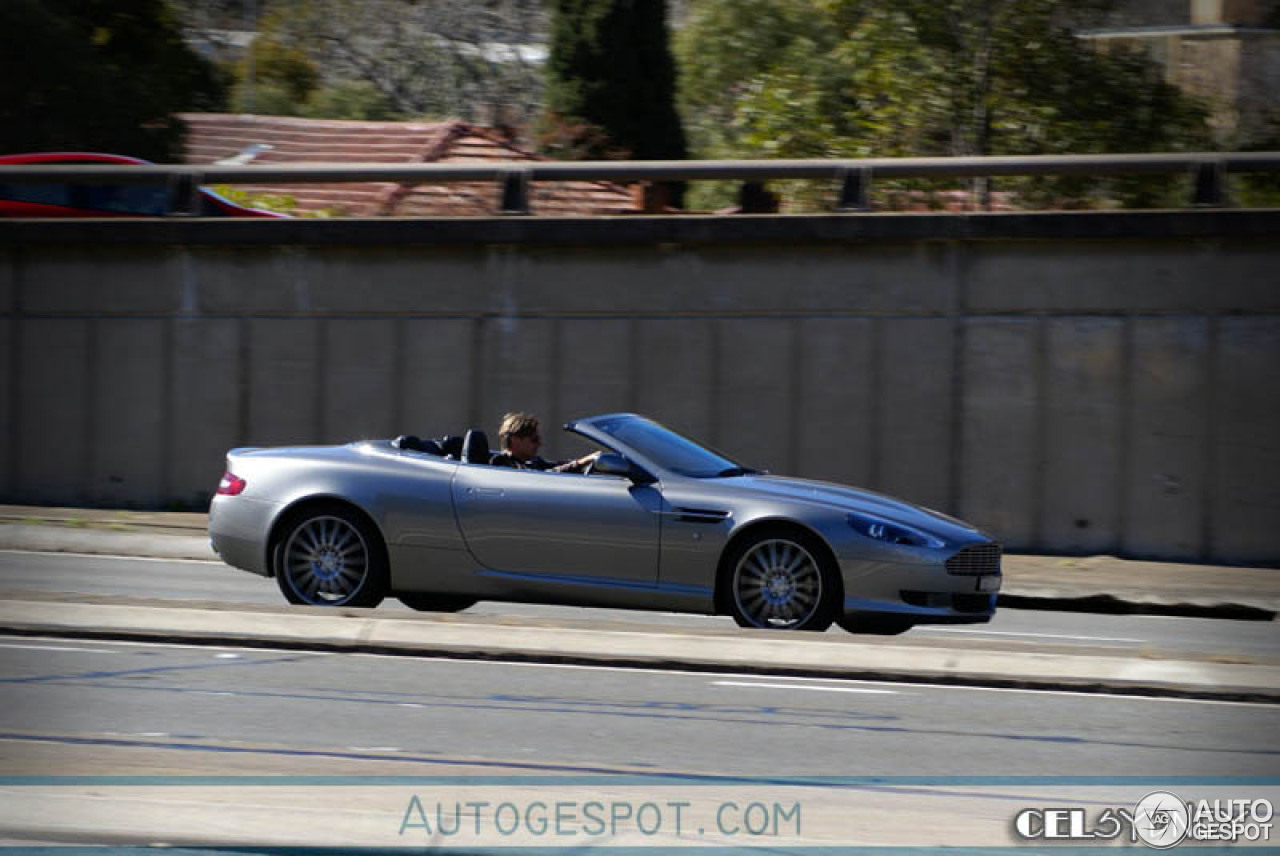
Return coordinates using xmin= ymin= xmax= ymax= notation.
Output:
xmin=1030 ymin=318 xmax=1049 ymax=547
xmin=1114 ymin=317 xmax=1134 ymax=555
xmin=314 ymin=318 xmax=328 ymax=444
xmin=868 ymin=318 xmax=885 ymax=490
xmin=83 ymin=320 xmax=99 ymax=506
xmin=1203 ymin=317 xmax=1221 ymax=562
xmin=786 ymin=318 xmax=802 ymax=478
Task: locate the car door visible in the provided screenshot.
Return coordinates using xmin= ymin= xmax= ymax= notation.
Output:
xmin=451 ymin=462 xmax=661 ymax=584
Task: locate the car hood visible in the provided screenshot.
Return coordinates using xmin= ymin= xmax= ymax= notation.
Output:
xmin=723 ymin=474 xmax=987 ymax=541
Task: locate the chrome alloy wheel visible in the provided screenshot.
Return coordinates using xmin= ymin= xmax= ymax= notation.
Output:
xmin=282 ymin=515 xmax=370 ymax=605
xmin=732 ymin=538 xmax=824 ymax=629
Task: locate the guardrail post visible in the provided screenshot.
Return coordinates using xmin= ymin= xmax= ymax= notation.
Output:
xmin=1192 ymin=161 xmax=1226 ymax=207
xmin=737 ymin=181 xmax=778 ymax=213
xmin=167 ymin=171 xmax=199 ymax=217
xmin=837 ymin=167 xmax=871 ymax=212
xmin=499 ymin=169 xmax=531 ymax=215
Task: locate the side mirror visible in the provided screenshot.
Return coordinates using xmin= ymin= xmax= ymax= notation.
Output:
xmin=592 ymin=452 xmax=655 ymax=484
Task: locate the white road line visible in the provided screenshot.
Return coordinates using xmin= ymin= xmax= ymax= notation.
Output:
xmin=713 ymin=680 xmax=898 ymax=695
xmin=0 ymin=548 xmax=219 ymax=565
xmin=398 ymin=656 xmax=1277 ymax=707
xmin=0 ymin=642 xmax=122 ymax=654
xmin=921 ymin=627 xmax=1144 ymax=643
xmin=0 ymin=634 xmax=317 ymax=656
xmin=2 ymin=635 xmax=1271 ymax=709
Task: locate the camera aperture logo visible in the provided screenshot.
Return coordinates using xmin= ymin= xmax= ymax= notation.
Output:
xmin=1014 ymin=792 xmax=1273 ymax=848
xmin=1133 ymin=791 xmax=1191 ymax=848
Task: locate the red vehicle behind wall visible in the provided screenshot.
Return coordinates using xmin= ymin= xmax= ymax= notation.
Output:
xmin=0 ymin=152 xmax=285 ymax=218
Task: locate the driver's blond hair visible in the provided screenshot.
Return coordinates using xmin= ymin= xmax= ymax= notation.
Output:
xmin=498 ymin=412 xmax=540 ymax=448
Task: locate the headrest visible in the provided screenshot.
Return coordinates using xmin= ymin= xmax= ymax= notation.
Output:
xmin=393 ymin=434 xmax=421 ymax=451
xmin=462 ymin=429 xmax=491 ymax=464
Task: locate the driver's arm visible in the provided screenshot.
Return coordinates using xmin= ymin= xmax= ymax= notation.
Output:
xmin=550 ymin=451 xmax=601 ymax=474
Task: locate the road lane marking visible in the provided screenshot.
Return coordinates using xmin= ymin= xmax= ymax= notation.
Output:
xmin=0 ymin=635 xmax=324 ymax=656
xmin=713 ymin=680 xmax=899 ymax=695
xmin=0 ymin=548 xmax=219 ymax=565
xmin=0 ymin=642 xmax=121 ymax=654
xmin=921 ymin=628 xmax=1143 ymax=643
xmin=3 ymin=636 xmax=1270 ymax=708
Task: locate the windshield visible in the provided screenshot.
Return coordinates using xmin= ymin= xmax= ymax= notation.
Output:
xmin=590 ymin=415 xmax=753 ymax=478
xmin=0 ymin=181 xmax=169 ymax=215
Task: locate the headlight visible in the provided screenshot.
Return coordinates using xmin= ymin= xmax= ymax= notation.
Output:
xmin=847 ymin=512 xmax=945 ymax=549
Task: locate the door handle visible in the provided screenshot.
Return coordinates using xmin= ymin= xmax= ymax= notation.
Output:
xmin=466 ymin=487 xmax=505 ymax=497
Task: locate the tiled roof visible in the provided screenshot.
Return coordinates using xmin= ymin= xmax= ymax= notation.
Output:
xmin=179 ymin=113 xmax=639 ymax=217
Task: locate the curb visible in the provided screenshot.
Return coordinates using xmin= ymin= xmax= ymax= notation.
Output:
xmin=1 ymin=599 xmax=1277 ymax=703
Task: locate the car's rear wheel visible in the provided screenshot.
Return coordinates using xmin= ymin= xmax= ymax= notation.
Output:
xmin=397 ymin=594 xmax=477 ymax=613
xmin=274 ymin=506 xmax=387 ymax=608
xmin=837 ymin=614 xmax=915 ymax=635
xmin=725 ymin=529 xmax=837 ymax=631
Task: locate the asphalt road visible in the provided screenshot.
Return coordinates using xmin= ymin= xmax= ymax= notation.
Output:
xmin=3 ymin=635 xmax=1276 ymax=778
xmin=1 ymin=635 xmax=1277 ymax=848
xmin=2 ymin=548 xmax=1278 ymax=660
xmin=1 ymin=550 xmax=1278 ymax=848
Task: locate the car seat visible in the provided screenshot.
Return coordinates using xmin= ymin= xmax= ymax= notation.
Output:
xmin=461 ymin=429 xmax=491 ymax=464
xmin=438 ymin=435 xmax=464 ymax=459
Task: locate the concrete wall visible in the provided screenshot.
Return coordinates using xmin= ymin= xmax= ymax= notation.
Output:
xmin=2 ymin=213 xmax=1278 ymax=564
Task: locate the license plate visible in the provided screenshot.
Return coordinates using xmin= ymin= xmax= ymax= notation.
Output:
xmin=976 ymin=575 xmax=1002 ymax=592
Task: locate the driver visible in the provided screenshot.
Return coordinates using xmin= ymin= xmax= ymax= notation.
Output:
xmin=491 ymin=412 xmax=599 ymax=473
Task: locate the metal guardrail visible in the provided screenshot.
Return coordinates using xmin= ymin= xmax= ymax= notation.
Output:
xmin=2 ymin=152 xmax=1279 ymax=214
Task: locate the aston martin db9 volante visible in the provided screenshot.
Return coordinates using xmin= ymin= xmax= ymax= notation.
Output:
xmin=209 ymin=413 xmax=1001 ymax=634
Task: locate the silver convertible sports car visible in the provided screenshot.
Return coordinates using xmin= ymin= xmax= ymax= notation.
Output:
xmin=209 ymin=413 xmax=1002 ymax=634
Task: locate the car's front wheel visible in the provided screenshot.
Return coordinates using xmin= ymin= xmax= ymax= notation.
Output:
xmin=274 ymin=505 xmax=387 ymax=608
xmin=724 ymin=529 xmax=838 ymax=631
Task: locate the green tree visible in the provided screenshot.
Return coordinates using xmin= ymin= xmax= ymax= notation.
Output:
xmin=215 ymin=0 xmax=545 ymax=127
xmin=228 ymin=11 xmax=322 ymax=115
xmin=677 ymin=0 xmax=1211 ymax=209
xmin=0 ymin=0 xmax=224 ymax=161
xmin=300 ymin=81 xmax=399 ymax=121
xmin=540 ymin=0 xmax=687 ymax=161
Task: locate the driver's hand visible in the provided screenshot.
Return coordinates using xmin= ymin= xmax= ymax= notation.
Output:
xmin=553 ymin=451 xmax=600 ymax=474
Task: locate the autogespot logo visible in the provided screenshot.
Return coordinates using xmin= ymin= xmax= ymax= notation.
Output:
xmin=1014 ymin=792 xmax=1272 ymax=846
xmin=1133 ymin=791 xmax=1191 ymax=849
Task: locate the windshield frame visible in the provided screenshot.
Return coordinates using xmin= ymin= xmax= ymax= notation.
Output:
xmin=568 ymin=413 xmax=752 ymax=479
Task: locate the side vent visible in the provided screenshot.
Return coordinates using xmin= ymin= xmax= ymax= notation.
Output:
xmin=667 ymin=507 xmax=731 ymax=524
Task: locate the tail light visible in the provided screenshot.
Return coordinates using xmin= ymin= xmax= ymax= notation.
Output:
xmin=217 ymin=472 xmax=246 ymax=496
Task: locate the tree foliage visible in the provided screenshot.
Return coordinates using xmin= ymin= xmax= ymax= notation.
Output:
xmin=676 ymin=0 xmax=1212 ymax=208
xmin=194 ymin=0 xmax=548 ymax=127
xmin=0 ymin=0 xmax=223 ymax=161
xmin=540 ymin=0 xmax=687 ymax=161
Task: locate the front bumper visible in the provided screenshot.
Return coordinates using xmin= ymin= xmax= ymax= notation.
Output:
xmin=837 ymin=556 xmax=1001 ymax=623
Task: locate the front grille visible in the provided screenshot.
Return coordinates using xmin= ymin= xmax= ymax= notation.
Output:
xmin=946 ymin=542 xmax=1002 ymax=575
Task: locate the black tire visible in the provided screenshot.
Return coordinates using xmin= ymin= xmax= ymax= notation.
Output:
xmin=837 ymin=614 xmax=915 ymax=636
xmin=722 ymin=527 xmax=838 ymax=631
xmin=397 ymin=593 xmax=477 ymax=613
xmin=273 ymin=504 xmax=388 ymax=608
